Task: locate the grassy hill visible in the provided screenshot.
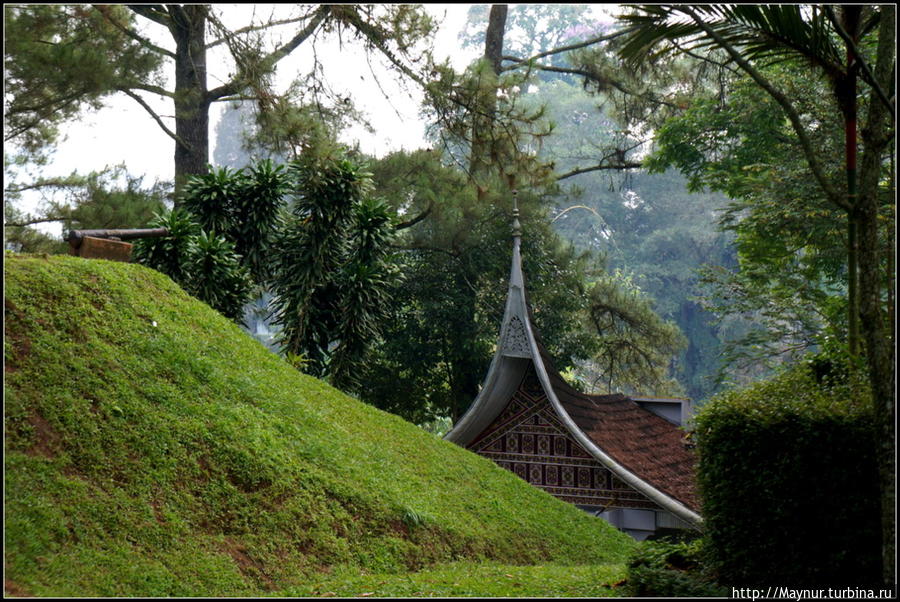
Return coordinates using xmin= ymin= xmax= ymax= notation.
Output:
xmin=4 ymin=253 xmax=633 ymax=597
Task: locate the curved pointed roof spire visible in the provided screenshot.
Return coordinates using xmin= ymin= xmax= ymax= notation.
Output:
xmin=508 ymin=190 xmax=524 ymax=293
xmin=445 ymin=189 xmax=702 ymax=528
xmin=511 ymin=189 xmax=522 ymax=239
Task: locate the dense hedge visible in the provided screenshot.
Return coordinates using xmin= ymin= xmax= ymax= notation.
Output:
xmin=694 ymin=364 xmax=881 ymax=587
xmin=625 ymin=537 xmax=728 ymax=597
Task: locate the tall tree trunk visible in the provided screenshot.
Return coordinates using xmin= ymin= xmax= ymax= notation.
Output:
xmin=856 ymin=4 xmax=895 ymax=587
xmin=836 ymin=5 xmax=863 ymax=359
xmin=171 ymin=5 xmax=210 ymax=197
xmin=844 ymin=77 xmax=860 ymax=360
xmin=470 ymin=4 xmax=508 ymax=198
xmin=483 ymin=4 xmax=507 ymax=75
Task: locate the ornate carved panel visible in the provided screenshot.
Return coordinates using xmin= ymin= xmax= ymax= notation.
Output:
xmin=469 ymin=365 xmax=659 ymax=512
xmin=501 ymin=315 xmax=531 ymax=357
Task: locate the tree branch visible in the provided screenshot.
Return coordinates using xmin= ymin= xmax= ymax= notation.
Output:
xmin=668 ymin=38 xmax=741 ymax=76
xmin=93 ymin=5 xmax=175 ymax=58
xmin=557 ymin=161 xmax=644 ymax=181
xmin=205 ymin=15 xmax=311 ymax=50
xmin=394 ymin=202 xmax=433 ymax=231
xmin=506 ymin=61 xmax=682 ymax=109
xmin=4 ymin=215 xmax=70 ymax=228
xmin=556 ymin=139 xmax=649 ymax=180
xmin=164 ymin=4 xmax=187 ymax=30
xmin=5 ymin=89 xmax=86 ymax=120
xmin=117 ymin=87 xmax=187 ymax=148
xmin=501 ymin=29 xmax=631 ymax=72
xmin=4 ymin=177 xmax=88 ymax=194
xmin=124 ymin=83 xmax=175 ymax=98
xmin=205 ymin=5 xmax=330 ymax=103
xmin=338 ymin=7 xmax=428 ymax=88
xmin=681 ymin=6 xmax=847 ymax=210
xmin=127 ymin=5 xmax=172 ymax=30
xmin=210 ymin=95 xmax=264 ymax=103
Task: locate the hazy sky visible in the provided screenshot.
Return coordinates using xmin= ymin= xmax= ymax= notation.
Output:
xmin=13 ymin=4 xmax=614 ymax=234
xmin=35 ymin=5 xmax=477 ymax=185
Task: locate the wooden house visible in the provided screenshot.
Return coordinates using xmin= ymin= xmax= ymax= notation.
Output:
xmin=444 ymin=197 xmax=702 ymax=539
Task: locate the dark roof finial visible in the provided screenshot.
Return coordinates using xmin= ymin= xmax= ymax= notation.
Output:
xmin=511 ymin=190 xmax=522 ymax=238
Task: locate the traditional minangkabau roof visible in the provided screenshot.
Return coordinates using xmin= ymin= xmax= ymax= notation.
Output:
xmin=444 ymin=192 xmax=702 ymax=528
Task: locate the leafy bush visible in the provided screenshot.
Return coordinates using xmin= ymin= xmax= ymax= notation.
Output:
xmin=268 ymin=150 xmax=397 ymax=386
xmin=131 ymin=207 xmax=199 ymax=283
xmin=625 ymin=537 xmax=727 ymax=597
xmin=133 ymin=209 xmax=252 ymax=323
xmin=185 ymin=231 xmax=254 ymax=322
xmin=694 ymin=360 xmax=881 ymax=587
xmin=181 ymin=160 xmax=288 ymax=281
xmin=136 ymin=152 xmax=398 ymax=389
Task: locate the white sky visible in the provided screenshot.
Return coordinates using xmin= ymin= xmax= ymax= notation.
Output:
xmin=8 ymin=4 xmax=616 ymax=234
xmin=28 ymin=5 xmax=478 ymax=185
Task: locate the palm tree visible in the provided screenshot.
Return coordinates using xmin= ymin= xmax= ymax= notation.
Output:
xmin=616 ymin=4 xmax=895 ymax=586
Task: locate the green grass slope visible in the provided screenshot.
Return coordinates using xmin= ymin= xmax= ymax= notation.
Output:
xmin=4 ymin=254 xmax=633 ymax=597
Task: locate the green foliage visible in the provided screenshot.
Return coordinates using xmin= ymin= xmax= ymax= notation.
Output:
xmin=422 ymin=51 xmax=557 ymax=192
xmin=4 ymin=165 xmax=170 ymax=255
xmin=514 ymin=75 xmax=735 ymax=401
xmin=60 ymin=171 xmax=170 ymax=232
xmin=268 ymin=149 xmax=396 ymax=387
xmin=647 ymin=59 xmax=893 ymax=381
xmin=132 ymin=208 xmax=200 ymax=284
xmin=181 ymin=167 xmax=241 ymax=237
xmin=357 ymin=150 xmax=603 ymax=423
xmin=625 ymin=537 xmax=728 ymax=597
xmin=133 ymin=208 xmax=252 ymax=324
xmin=618 ymin=5 xmax=849 ymax=71
xmin=693 ymin=362 xmax=881 ymax=587
xmin=584 ymin=270 xmax=686 ymax=396
xmin=185 ymin=232 xmax=255 ymax=323
xmin=135 ymin=152 xmax=396 ymax=387
xmin=3 ymin=203 xmax=68 ymax=255
xmin=181 ymin=160 xmax=289 ymax=281
xmin=134 ymin=160 xmax=288 ymax=324
xmin=4 ymin=253 xmax=633 ymax=596
xmin=3 ymin=4 xmax=163 ymax=158
xmin=459 ymin=5 xmax=604 ymax=84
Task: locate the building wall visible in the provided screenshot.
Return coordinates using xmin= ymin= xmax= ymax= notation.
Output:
xmin=467 ymin=368 xmax=660 ymax=513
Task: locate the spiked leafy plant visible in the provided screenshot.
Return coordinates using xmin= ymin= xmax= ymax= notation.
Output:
xmin=132 ymin=208 xmax=201 ymax=286
xmin=133 ymin=209 xmax=253 ymax=324
xmin=180 ymin=160 xmax=289 ymax=282
xmin=268 ymin=150 xmax=397 ymax=387
xmin=185 ymin=231 xmax=254 ymax=323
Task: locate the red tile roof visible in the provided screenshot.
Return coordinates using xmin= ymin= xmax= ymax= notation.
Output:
xmin=539 ymin=344 xmax=700 ymax=512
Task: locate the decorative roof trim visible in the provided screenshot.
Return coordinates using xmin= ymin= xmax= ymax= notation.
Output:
xmin=523 ymin=309 xmax=704 ymax=527
xmin=446 ymin=236 xmax=530 ymax=443
xmin=446 ymin=202 xmax=703 ymax=528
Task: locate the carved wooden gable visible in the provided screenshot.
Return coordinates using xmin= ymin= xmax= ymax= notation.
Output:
xmin=468 ymin=365 xmax=659 ymax=511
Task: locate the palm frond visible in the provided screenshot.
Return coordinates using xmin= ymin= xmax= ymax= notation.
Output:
xmin=618 ymin=4 xmax=844 ymax=78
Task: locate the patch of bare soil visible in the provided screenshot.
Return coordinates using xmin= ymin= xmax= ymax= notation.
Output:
xmin=5 ymin=578 xmax=31 ymax=597
xmin=26 ymin=412 xmax=61 ymax=459
xmin=221 ymin=537 xmax=277 ymax=591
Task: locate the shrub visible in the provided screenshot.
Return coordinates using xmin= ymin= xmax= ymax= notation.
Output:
xmin=626 ymin=537 xmax=727 ymax=597
xmin=185 ymin=231 xmax=254 ymax=323
xmin=694 ymin=361 xmax=881 ymax=587
xmin=133 ymin=209 xmax=253 ymax=323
